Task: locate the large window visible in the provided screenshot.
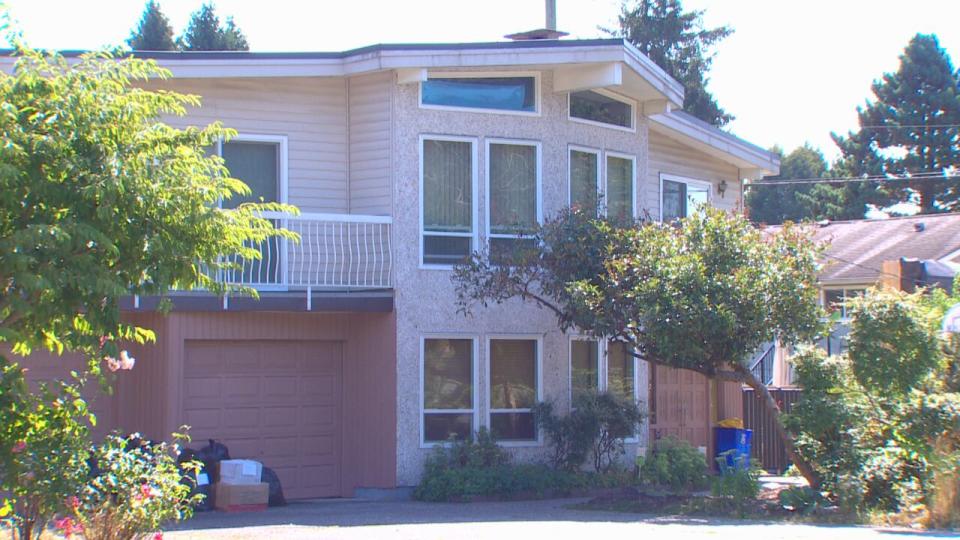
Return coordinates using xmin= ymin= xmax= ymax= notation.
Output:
xmin=570 ymin=338 xmax=638 ymax=405
xmin=487 ymin=140 xmax=540 ymax=262
xmin=488 ymin=338 xmax=540 ymax=442
xmin=823 ymin=288 xmax=866 ymax=319
xmin=569 ymin=147 xmax=600 ymax=213
xmin=422 ymin=338 xmax=476 ymax=444
xmin=421 ymin=137 xmax=476 ymax=267
xmin=606 ymin=154 xmax=635 ymax=221
xmin=421 ymin=75 xmax=538 ymax=114
xmin=661 ymin=174 xmax=711 ymax=222
xmin=570 ymin=338 xmax=600 ymax=401
xmin=570 ymin=148 xmax=636 ymax=220
xmin=569 ymin=89 xmax=635 ymax=130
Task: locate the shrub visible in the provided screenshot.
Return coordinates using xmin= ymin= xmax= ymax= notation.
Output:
xmin=711 ymin=451 xmax=762 ymax=517
xmin=531 ymin=402 xmax=596 ymax=472
xmin=779 ymin=486 xmax=830 ymax=515
xmin=69 ymin=431 xmax=203 ymax=540
xmin=637 ymin=436 xmax=708 ymax=491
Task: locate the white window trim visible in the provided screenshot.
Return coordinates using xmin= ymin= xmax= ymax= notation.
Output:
xmin=568 ymin=336 xmax=641 ymax=442
xmin=420 ymin=335 xmax=481 ymax=448
xmin=567 ymin=88 xmax=637 ymax=133
xmin=568 ymin=145 xmax=602 ymax=212
xmin=419 ymin=134 xmax=479 ymax=270
xmin=658 ymin=173 xmax=714 ymax=222
xmin=419 ymin=71 xmax=542 ymax=117
xmin=604 ymin=151 xmax=638 ymax=220
xmin=821 ymin=286 xmax=867 ymax=321
xmin=485 ymin=138 xmax=542 ymax=251
xmin=486 ymin=335 xmax=544 ymax=447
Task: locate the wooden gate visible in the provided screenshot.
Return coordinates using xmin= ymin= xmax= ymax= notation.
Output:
xmin=742 ymin=388 xmax=802 ymax=473
xmin=649 ymin=365 xmax=711 ymax=450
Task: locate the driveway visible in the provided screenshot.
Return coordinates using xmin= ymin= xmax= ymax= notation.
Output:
xmin=165 ymin=498 xmax=958 ymax=540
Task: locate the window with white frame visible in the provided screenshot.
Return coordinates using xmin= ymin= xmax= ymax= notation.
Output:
xmin=569 ymin=148 xmax=637 ymax=219
xmin=421 ymin=137 xmax=476 ymax=267
xmin=421 ymin=74 xmax=538 ymax=114
xmin=569 ymin=147 xmax=600 ymax=214
xmin=487 ymin=140 xmax=540 ymax=263
xmin=823 ymin=288 xmax=866 ymax=319
xmin=488 ymin=338 xmax=540 ymax=442
xmin=422 ymin=338 xmax=476 ymax=444
xmin=606 ymin=154 xmax=635 ymax=221
xmin=570 ymin=338 xmax=638 ymax=404
xmin=660 ymin=174 xmax=711 ymax=222
xmin=569 ymin=89 xmax=635 ymax=130
xmin=570 ymin=338 xmax=600 ymax=401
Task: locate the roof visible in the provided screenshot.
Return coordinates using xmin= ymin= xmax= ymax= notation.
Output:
xmin=766 ymin=213 xmax=960 ymax=284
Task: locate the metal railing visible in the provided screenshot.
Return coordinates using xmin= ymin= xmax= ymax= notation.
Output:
xmin=212 ymin=211 xmax=393 ymax=290
xmin=748 ymin=342 xmax=776 ymax=386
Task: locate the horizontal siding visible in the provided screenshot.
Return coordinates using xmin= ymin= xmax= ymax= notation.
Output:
xmin=148 ymin=77 xmax=349 ymax=213
xmin=646 ymin=130 xmax=743 ymax=216
xmin=348 ymin=72 xmax=393 ymax=215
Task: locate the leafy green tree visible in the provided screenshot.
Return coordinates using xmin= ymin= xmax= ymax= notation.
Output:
xmin=833 ymin=34 xmax=960 ymax=214
xmin=178 ymin=3 xmax=249 ymax=51
xmin=453 ymin=206 xmax=825 ymax=487
xmin=609 ymin=0 xmax=734 ymax=126
xmin=0 ymin=46 xmax=294 ymax=368
xmin=127 ymin=1 xmax=176 ymax=51
xmin=747 ymin=145 xmax=844 ymax=224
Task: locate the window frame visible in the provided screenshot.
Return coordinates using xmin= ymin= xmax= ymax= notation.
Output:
xmin=567 ymin=88 xmax=637 ymax=133
xmin=568 ymin=145 xmax=602 ymax=213
xmin=420 ymin=335 xmax=480 ymax=448
xmin=486 ymin=335 xmax=544 ymax=447
xmin=822 ymin=287 xmax=867 ymax=320
xmin=419 ymin=71 xmax=542 ymax=117
xmin=419 ymin=134 xmax=480 ymax=270
xmin=485 ymin=138 xmax=543 ymax=256
xmin=659 ymin=173 xmax=714 ymax=222
xmin=604 ymin=151 xmax=638 ymax=220
xmin=568 ymin=336 xmax=640 ymax=442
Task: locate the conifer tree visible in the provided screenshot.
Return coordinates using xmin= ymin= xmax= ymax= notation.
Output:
xmin=179 ymin=3 xmax=249 ymax=51
xmin=127 ymin=0 xmax=176 ymax=51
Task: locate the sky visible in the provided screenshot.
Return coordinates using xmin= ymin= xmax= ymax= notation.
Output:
xmin=3 ymin=0 xmax=959 ymax=163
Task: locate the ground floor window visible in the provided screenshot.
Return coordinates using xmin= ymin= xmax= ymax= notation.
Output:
xmin=422 ymin=338 xmax=476 ymax=444
xmin=488 ymin=338 xmax=540 ymax=442
xmin=569 ymin=338 xmax=639 ymax=404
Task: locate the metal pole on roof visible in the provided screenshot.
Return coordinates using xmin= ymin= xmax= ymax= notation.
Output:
xmin=546 ymin=0 xmax=557 ymax=30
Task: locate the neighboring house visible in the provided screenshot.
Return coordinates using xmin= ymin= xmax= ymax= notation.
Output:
xmin=7 ymin=34 xmax=778 ymax=498
xmin=761 ymin=213 xmax=960 ymax=386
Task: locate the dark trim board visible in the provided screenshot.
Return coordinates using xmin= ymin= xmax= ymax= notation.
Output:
xmin=119 ymin=291 xmax=393 ymax=313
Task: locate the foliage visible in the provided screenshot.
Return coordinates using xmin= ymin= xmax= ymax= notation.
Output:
xmin=530 ymin=401 xmax=595 ymax=471
xmin=453 ymin=205 xmax=825 ymax=486
xmin=0 ymin=359 xmax=92 ymax=540
xmin=127 ymin=1 xmax=176 ymax=51
xmin=637 ymin=436 xmax=708 ymax=491
xmin=0 ymin=45 xmax=296 ymax=368
xmin=778 ymin=486 xmax=830 ymax=515
xmin=832 ymin=33 xmax=960 ymax=214
xmin=421 ymin=428 xmax=509 ymax=474
xmin=746 ymin=145 xmax=847 ymax=224
xmin=711 ymin=451 xmax=762 ymax=517
xmin=178 ymin=4 xmax=249 ymax=51
xmin=68 ymin=432 xmax=202 ymax=540
xmin=608 ymin=0 xmax=733 ymax=126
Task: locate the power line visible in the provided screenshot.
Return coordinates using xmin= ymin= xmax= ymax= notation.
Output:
xmin=851 ymin=123 xmax=960 ymax=130
xmin=746 ymin=170 xmax=959 ymax=187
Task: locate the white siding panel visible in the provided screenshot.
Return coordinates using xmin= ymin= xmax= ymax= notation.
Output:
xmin=149 ymin=77 xmax=349 ymax=213
xmin=348 ymin=72 xmax=393 ymax=215
xmin=646 ymin=130 xmax=743 ymax=216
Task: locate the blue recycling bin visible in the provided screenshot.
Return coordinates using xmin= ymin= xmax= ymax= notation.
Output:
xmin=714 ymin=427 xmax=752 ymax=470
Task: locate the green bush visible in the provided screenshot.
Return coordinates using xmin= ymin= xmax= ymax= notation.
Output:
xmin=711 ymin=451 xmax=762 ymax=517
xmin=637 ymin=436 xmax=708 ymax=491
xmin=779 ymin=486 xmax=830 ymax=515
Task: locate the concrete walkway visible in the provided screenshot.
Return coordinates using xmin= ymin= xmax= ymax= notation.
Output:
xmin=165 ymin=498 xmax=958 ymax=540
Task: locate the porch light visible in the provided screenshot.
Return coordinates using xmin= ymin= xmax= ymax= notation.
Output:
xmin=717 ymin=179 xmax=728 ymax=198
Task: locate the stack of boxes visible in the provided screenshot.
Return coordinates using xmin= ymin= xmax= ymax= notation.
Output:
xmin=213 ymin=459 xmax=269 ymax=512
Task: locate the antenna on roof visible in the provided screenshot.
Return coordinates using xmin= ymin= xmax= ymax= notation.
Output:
xmin=505 ymin=0 xmax=569 ymax=41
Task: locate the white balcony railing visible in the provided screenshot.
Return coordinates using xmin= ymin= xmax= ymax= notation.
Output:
xmin=213 ymin=212 xmax=392 ymax=290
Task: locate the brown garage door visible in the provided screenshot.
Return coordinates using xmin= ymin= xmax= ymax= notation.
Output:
xmin=183 ymin=340 xmax=343 ymax=499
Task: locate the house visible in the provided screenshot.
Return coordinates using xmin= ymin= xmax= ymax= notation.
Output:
xmin=8 ymin=32 xmax=779 ymax=498
xmin=760 ymin=213 xmax=960 ymax=386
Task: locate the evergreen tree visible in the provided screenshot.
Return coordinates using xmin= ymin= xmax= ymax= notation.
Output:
xmin=609 ymin=0 xmax=734 ymax=126
xmin=747 ymin=145 xmax=843 ymax=224
xmin=178 ymin=3 xmax=249 ymax=51
xmin=833 ymin=34 xmax=960 ymax=214
xmin=127 ymin=1 xmax=176 ymax=51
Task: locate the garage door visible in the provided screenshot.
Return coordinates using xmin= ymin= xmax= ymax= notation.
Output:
xmin=183 ymin=340 xmax=343 ymax=499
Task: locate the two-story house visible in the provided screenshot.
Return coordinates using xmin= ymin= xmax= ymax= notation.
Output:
xmin=14 ymin=36 xmax=779 ymax=499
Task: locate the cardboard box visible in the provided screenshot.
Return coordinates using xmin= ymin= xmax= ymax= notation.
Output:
xmin=214 ymin=482 xmax=269 ymax=512
xmin=218 ymin=459 xmax=262 ymax=485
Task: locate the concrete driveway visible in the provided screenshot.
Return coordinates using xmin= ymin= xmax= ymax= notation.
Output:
xmin=165 ymin=498 xmax=958 ymax=540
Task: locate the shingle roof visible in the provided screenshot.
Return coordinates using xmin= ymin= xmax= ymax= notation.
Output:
xmin=766 ymin=213 xmax=960 ymax=284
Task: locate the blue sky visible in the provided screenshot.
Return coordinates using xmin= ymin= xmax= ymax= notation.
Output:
xmin=4 ymin=0 xmax=959 ymax=162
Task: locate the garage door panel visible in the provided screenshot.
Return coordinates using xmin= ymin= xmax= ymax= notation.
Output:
xmin=263 ymin=376 xmax=300 ymax=399
xmin=301 ymin=405 xmax=338 ymax=430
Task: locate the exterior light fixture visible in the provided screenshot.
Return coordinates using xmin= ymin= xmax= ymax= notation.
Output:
xmin=718 ymin=179 xmax=727 ymax=198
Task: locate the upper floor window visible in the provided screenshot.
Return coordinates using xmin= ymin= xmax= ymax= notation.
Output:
xmin=569 ymin=89 xmax=635 ymax=131
xmin=421 ymin=74 xmax=538 ymax=115
xmin=606 ymin=154 xmax=636 ymax=221
xmin=569 ymin=147 xmax=600 ymax=213
xmin=570 ymin=147 xmax=636 ymax=220
xmin=421 ymin=136 xmax=477 ymax=267
xmin=487 ymin=140 xmax=540 ymax=262
xmin=823 ymin=288 xmax=865 ymax=319
xmin=660 ymin=174 xmax=711 ymax=222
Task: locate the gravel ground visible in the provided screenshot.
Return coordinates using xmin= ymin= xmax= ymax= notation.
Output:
xmin=164 ymin=497 xmax=958 ymax=540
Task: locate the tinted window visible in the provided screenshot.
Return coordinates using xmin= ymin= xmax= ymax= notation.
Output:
xmin=422 ymin=77 xmax=537 ymax=113
xmin=570 ymin=90 xmax=633 ymax=128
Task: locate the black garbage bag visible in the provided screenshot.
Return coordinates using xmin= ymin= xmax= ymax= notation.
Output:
xmin=194 ymin=439 xmax=231 ymax=483
xmin=178 ymin=447 xmax=214 ymax=512
xmin=261 ymin=466 xmax=287 ymax=507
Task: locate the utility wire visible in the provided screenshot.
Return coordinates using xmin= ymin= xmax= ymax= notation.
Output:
xmin=747 ymin=170 xmax=959 ymax=187
xmin=849 ymin=123 xmax=960 ymax=130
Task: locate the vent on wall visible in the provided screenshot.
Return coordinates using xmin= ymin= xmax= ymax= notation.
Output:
xmin=505 ymin=0 xmax=569 ymax=40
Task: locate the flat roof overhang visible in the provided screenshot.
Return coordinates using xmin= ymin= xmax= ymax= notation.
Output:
xmin=119 ymin=290 xmax=393 ymax=313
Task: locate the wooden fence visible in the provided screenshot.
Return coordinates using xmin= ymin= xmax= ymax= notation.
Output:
xmin=742 ymin=388 xmax=803 ymax=473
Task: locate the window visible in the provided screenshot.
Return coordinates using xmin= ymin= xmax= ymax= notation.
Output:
xmin=660 ymin=174 xmax=712 ymax=222
xmin=606 ymin=341 xmax=635 ymax=400
xmin=823 ymin=288 xmax=865 ymax=319
xmin=569 ymin=89 xmax=635 ymax=130
xmin=606 ymin=154 xmax=635 ymax=221
xmin=569 ymin=147 xmax=600 ymax=213
xmin=421 ymin=137 xmax=477 ymax=267
xmin=569 ymin=148 xmax=636 ymax=220
xmin=570 ymin=338 xmax=638 ymax=405
xmin=570 ymin=339 xmax=600 ymax=401
xmin=487 ymin=140 xmax=540 ymax=263
xmin=422 ymin=338 xmax=476 ymax=444
xmin=488 ymin=338 xmax=540 ymax=442
xmin=421 ymin=75 xmax=538 ymax=114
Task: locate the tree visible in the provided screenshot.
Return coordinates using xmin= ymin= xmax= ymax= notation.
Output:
xmin=609 ymin=0 xmax=734 ymax=126
xmin=747 ymin=144 xmax=846 ymax=224
xmin=453 ymin=206 xmax=825 ymax=487
xmin=127 ymin=1 xmax=176 ymax=51
xmin=0 ymin=46 xmax=294 ymax=368
xmin=178 ymin=3 xmax=249 ymax=51
xmin=833 ymin=34 xmax=960 ymax=214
